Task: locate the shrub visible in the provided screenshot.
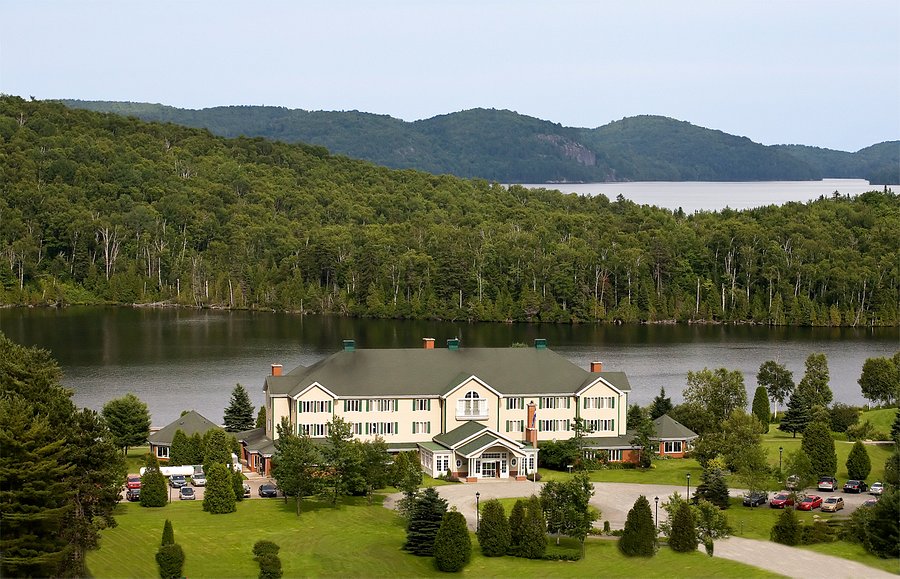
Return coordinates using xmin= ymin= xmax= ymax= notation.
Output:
xmin=477 ymin=499 xmax=510 ymax=557
xmin=799 ymin=520 xmax=837 ymax=545
xmin=404 ymin=487 xmax=448 ymax=556
xmin=140 ymin=454 xmax=168 ymax=508
xmin=801 ymin=420 xmax=836 ymax=477
xmin=252 ymin=540 xmax=280 ymax=558
xmin=845 ymin=440 xmax=871 ymax=481
xmin=161 ymin=519 xmax=174 ymax=546
xmin=203 ymin=462 xmax=237 ymax=514
xmin=232 ymin=467 xmax=245 ymax=502
xmin=155 ymin=543 xmax=185 ymax=579
xmin=771 ymin=508 xmax=801 ymax=546
xmin=618 ymin=495 xmax=656 ymax=557
xmin=867 ymin=489 xmax=900 ymax=558
xmin=829 ymin=403 xmax=859 ymax=433
xmin=694 ymin=467 xmax=730 ymax=509
xmin=434 ymin=510 xmax=471 ymax=572
xmin=518 ymin=495 xmax=547 ymax=560
xmin=256 ymin=553 xmax=283 ymax=579
xmin=846 ymin=420 xmax=875 ymax=441
xmin=668 ymin=502 xmax=697 ymax=553
xmin=508 ymin=499 xmax=526 ymax=555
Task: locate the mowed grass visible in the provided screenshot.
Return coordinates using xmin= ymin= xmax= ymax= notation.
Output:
xmin=761 ymin=428 xmax=895 ymax=483
xmin=87 ymin=496 xmax=781 ymax=578
xmin=539 ymin=458 xmax=704 ymax=486
xmin=859 ymin=407 xmax=898 ymax=436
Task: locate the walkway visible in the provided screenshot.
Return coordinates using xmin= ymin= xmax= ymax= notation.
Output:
xmin=383 ymin=481 xmax=898 ymax=579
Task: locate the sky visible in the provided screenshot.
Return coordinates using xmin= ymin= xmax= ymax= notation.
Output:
xmin=1 ymin=1 xmax=898 ymax=152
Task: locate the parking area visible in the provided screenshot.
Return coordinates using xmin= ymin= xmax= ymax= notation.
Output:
xmin=121 ymin=472 xmax=282 ymax=503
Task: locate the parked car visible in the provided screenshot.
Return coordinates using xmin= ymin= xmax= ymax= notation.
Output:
xmin=243 ymin=483 xmax=251 ymax=498
xmin=862 ymin=497 xmax=879 ymax=507
xmin=742 ymin=491 xmax=768 ymax=507
xmin=191 ymin=473 xmax=207 ymax=487
xmin=843 ymin=479 xmax=868 ymax=493
xmin=821 ymin=496 xmax=844 ymax=512
xmin=769 ymin=493 xmax=795 ymax=508
xmin=125 ymin=488 xmax=141 ymax=502
xmin=796 ymin=495 xmax=823 ymax=511
xmin=179 ymin=487 xmax=195 ymax=500
xmin=869 ymin=482 xmax=884 ymax=496
xmin=169 ymin=475 xmax=187 ymax=488
xmin=259 ymin=483 xmax=278 ymax=498
xmin=817 ymin=476 xmax=839 ymax=492
xmin=785 ymin=475 xmax=800 ymax=490
xmin=126 ymin=475 xmax=142 ymax=490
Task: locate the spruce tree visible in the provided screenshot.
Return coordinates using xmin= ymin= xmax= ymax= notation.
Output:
xmin=619 ymin=495 xmax=656 ymax=557
xmin=256 ymin=406 xmax=267 ymax=429
xmin=650 ymin=387 xmax=673 ymax=420
xmin=404 ymin=487 xmax=448 ymax=556
xmin=846 ymin=440 xmax=871 ymax=481
xmin=477 ymin=499 xmax=510 ymax=557
xmin=884 ymin=450 xmax=899 ymax=487
xmin=751 ymin=386 xmax=770 ymax=433
xmin=169 ymin=429 xmax=189 ymax=466
xmin=140 ymin=453 xmax=169 ymax=507
xmin=232 ymin=467 xmax=245 ymax=502
xmin=202 ymin=462 xmax=236 ymax=514
xmin=669 ymin=501 xmax=698 ymax=553
xmin=434 ymin=511 xmax=472 ymax=572
xmin=801 ymin=419 xmax=837 ymax=477
xmin=161 ymin=520 xmax=174 ymax=546
xmin=155 ymin=544 xmax=185 ymax=579
xmin=518 ymin=495 xmax=547 ymax=559
xmin=223 ymin=383 xmax=255 ymax=432
xmin=779 ymin=390 xmax=811 ymax=438
xmin=770 ymin=508 xmax=801 ymax=545
xmin=866 ymin=489 xmax=899 ymax=558
xmin=508 ymin=499 xmax=527 ymax=555
xmin=694 ymin=467 xmax=730 ymax=509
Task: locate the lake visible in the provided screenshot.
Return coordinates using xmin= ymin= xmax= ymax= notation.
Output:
xmin=1 ymin=306 xmax=895 ymax=427
xmin=521 ymin=179 xmax=888 ymax=212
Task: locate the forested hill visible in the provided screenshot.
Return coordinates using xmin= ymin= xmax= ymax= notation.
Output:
xmin=62 ymin=100 xmax=899 ymax=184
xmin=2 ymin=96 xmax=898 ymax=326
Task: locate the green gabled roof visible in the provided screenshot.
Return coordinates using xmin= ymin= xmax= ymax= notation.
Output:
xmin=581 ymin=432 xmax=639 ymax=449
xmin=417 ymin=441 xmax=448 ymax=452
xmin=267 ymin=347 xmax=629 ymax=398
xmin=457 ymin=433 xmax=503 ymax=456
xmin=433 ymin=421 xmax=487 ymax=448
xmin=652 ymin=415 xmax=698 ymax=440
xmin=148 ymin=410 xmax=220 ymax=445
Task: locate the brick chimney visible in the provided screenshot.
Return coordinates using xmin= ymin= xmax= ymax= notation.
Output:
xmin=271 ymin=364 xmax=283 ymax=376
xmin=423 ymin=338 xmax=435 ymax=349
xmin=525 ymin=401 xmax=538 ymax=447
xmin=590 ymin=361 xmax=603 ymax=372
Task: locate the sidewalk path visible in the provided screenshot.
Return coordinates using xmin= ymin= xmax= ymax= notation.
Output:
xmin=383 ymin=481 xmax=898 ymax=578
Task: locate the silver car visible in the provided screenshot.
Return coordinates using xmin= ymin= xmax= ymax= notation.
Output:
xmin=191 ymin=473 xmax=207 ymax=486
xmin=869 ymin=481 xmax=883 ymax=495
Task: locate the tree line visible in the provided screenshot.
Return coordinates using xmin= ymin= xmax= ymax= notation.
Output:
xmin=2 ymin=96 xmax=898 ymax=326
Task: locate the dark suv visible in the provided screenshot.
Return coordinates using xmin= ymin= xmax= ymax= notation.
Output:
xmin=742 ymin=491 xmax=768 ymax=507
xmin=817 ymin=476 xmax=838 ymax=492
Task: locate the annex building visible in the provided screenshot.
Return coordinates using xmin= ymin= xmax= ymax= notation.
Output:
xmin=240 ymin=338 xmax=636 ymax=482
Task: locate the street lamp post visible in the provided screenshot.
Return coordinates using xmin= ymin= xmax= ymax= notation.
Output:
xmin=475 ymin=491 xmax=480 ymax=532
xmin=779 ymin=446 xmax=783 ymax=473
xmin=654 ymin=496 xmax=659 ymax=530
xmin=686 ymin=473 xmax=691 ymax=499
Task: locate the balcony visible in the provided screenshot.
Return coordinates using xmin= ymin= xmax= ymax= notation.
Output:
xmin=456 ymin=399 xmax=488 ymax=420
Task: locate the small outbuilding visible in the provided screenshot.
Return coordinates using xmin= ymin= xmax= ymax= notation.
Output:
xmin=148 ymin=410 xmax=221 ymax=461
xmin=652 ymin=414 xmax=698 ymax=458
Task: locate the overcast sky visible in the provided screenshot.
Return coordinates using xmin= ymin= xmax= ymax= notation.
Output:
xmin=1 ymin=1 xmax=897 ymax=151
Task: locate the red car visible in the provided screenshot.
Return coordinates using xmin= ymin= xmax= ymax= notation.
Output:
xmin=796 ymin=495 xmax=823 ymax=511
xmin=769 ymin=493 xmax=795 ymax=508
xmin=126 ymin=475 xmax=141 ymax=490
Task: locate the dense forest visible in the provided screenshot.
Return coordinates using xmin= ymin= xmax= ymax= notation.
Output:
xmin=1 ymin=96 xmax=898 ymax=326
xmin=63 ymin=100 xmax=900 ymax=184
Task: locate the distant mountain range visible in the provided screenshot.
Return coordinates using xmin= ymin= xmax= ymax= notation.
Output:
xmin=62 ymin=100 xmax=899 ymax=184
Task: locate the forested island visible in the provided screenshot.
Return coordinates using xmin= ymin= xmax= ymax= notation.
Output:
xmin=1 ymin=96 xmax=897 ymax=325
xmin=64 ymin=100 xmax=900 ymax=185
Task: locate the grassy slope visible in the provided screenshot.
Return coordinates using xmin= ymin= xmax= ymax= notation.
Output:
xmin=859 ymin=408 xmax=898 ymax=436
xmin=87 ymin=498 xmax=779 ymax=578
xmin=761 ymin=427 xmax=895 ymax=482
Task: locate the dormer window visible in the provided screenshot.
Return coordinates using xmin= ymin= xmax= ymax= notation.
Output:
xmin=457 ymin=391 xmax=488 ymax=420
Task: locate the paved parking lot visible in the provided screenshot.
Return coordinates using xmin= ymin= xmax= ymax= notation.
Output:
xmin=122 ymin=472 xmax=282 ymax=503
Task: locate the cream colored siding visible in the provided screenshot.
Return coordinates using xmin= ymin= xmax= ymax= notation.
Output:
xmin=578 ymin=380 xmax=628 ymax=435
xmin=445 ymin=379 xmax=499 ymax=430
xmin=336 ymin=397 xmax=441 ymax=443
xmin=271 ymin=397 xmax=291 ymax=440
xmin=535 ymin=395 xmax=575 ymax=440
xmin=294 ymin=386 xmax=335 ymax=438
xmin=498 ymin=397 xmax=534 ymax=442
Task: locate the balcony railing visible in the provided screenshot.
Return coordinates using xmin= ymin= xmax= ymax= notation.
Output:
xmin=456 ymin=399 xmax=488 ymax=420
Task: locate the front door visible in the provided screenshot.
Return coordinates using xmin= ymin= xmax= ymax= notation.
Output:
xmin=481 ymin=461 xmax=496 ymax=478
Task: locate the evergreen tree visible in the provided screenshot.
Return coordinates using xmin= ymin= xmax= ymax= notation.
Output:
xmin=618 ymin=495 xmax=656 ymax=557
xmin=102 ymin=393 xmax=151 ymax=455
xmin=751 ymin=386 xmax=770 ymax=433
xmin=518 ymin=495 xmax=547 ymax=559
xmin=404 ymin=487 xmax=448 ymax=556
xmin=669 ymin=501 xmax=698 ymax=553
xmin=476 ymin=499 xmax=510 ymax=557
xmin=649 ymin=387 xmax=673 ymax=420
xmin=891 ymin=409 xmax=900 ymax=444
xmin=434 ymin=511 xmax=472 ymax=572
xmin=203 ymin=429 xmax=234 ymax=474
xmin=846 ymin=440 xmax=871 ymax=481
xmin=253 ymin=541 xmax=282 ymax=579
xmin=232 ymin=467 xmax=245 ymax=502
xmin=141 ymin=453 xmax=169 ymax=507
xmin=770 ymin=508 xmax=801 ymax=545
xmin=187 ymin=432 xmax=205 ymax=465
xmin=161 ymin=519 xmax=174 ymax=546
xmin=779 ymin=390 xmax=811 ymax=438
xmin=508 ymin=499 xmax=527 ymax=555
xmin=256 ymin=406 xmax=267 ymax=429
xmin=866 ymin=489 xmax=899 ymax=558
xmin=884 ymin=450 xmax=899 ymax=487
xmin=694 ymin=467 xmax=730 ymax=509
xmin=801 ymin=420 xmax=837 ymax=477
xmin=223 ymin=383 xmax=255 ymax=432
xmin=797 ymin=353 xmax=832 ymax=408
xmin=155 ymin=543 xmax=185 ymax=579
xmin=169 ymin=429 xmax=190 ymax=466
xmin=203 ymin=462 xmax=237 ymax=514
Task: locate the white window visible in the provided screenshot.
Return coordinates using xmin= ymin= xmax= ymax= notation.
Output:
xmin=608 ymin=449 xmax=622 ymax=461
xmin=344 ymin=400 xmax=362 ymax=412
xmin=583 ymin=396 xmax=616 ymax=409
xmin=413 ymin=398 xmax=431 ymax=411
xmin=366 ymin=422 xmax=398 ymax=436
xmin=664 ymin=441 xmax=683 ymax=453
xmin=437 ymin=456 xmax=450 ymax=473
xmin=420 ymin=448 xmax=433 ymax=467
xmin=412 ymin=421 xmax=431 ymax=434
xmin=506 ymin=397 xmax=524 ymax=410
xmin=538 ymin=419 xmax=571 ymax=432
xmin=299 ymin=400 xmax=332 ymax=413
xmin=527 ymin=455 xmax=535 ymax=472
xmin=506 ymin=420 xmax=524 ymax=433
xmin=375 ymin=399 xmax=398 ymax=412
xmin=299 ymin=423 xmax=328 ymax=437
xmin=352 ymin=422 xmax=364 ymax=435
xmin=156 ymin=445 xmax=169 ymax=459
xmin=539 ymin=396 xmax=571 ymax=409
xmin=457 ymin=391 xmax=488 ymax=419
xmin=586 ymin=419 xmax=615 ymax=432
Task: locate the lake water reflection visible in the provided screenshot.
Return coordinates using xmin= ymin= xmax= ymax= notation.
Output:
xmin=0 ymin=307 xmax=895 ymax=426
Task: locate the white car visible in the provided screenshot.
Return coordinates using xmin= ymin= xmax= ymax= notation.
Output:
xmin=191 ymin=473 xmax=207 ymax=486
xmin=869 ymin=481 xmax=883 ymax=496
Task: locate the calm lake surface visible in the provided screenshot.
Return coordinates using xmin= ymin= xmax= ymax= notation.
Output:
xmin=522 ymin=179 xmax=888 ymax=212
xmin=1 ymin=307 xmax=896 ymax=427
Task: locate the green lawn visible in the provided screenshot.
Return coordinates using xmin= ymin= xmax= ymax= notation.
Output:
xmin=87 ymin=496 xmax=780 ymax=578
xmin=859 ymin=408 xmax=898 ymax=436
xmin=539 ymin=458 xmax=704 ymax=486
xmin=124 ymin=446 xmax=151 ymax=473
xmin=760 ymin=428 xmax=895 ymax=483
